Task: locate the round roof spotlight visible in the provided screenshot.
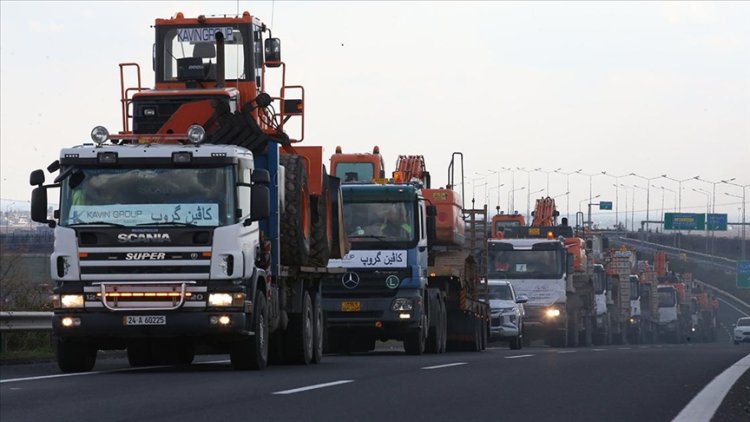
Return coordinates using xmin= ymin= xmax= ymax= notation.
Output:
xmin=187 ymin=125 xmax=206 ymax=145
xmin=90 ymin=126 xmax=109 ymax=145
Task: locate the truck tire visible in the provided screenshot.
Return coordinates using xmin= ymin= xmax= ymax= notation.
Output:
xmin=280 ymin=154 xmax=311 ymax=266
xmin=425 ymin=294 xmax=441 ymax=354
xmin=404 ymin=313 xmax=427 ymax=355
xmin=57 ymin=338 xmax=96 ymax=373
xmin=438 ymin=296 xmax=447 ymax=353
xmin=284 ymin=291 xmax=314 ymax=364
xmin=309 ymin=169 xmax=331 ymax=267
xmin=230 ymin=292 xmax=269 ymax=370
xmin=311 ymin=291 xmax=324 ymax=364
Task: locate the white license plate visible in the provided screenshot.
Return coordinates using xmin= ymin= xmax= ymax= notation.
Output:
xmin=124 ymin=315 xmax=166 ymax=326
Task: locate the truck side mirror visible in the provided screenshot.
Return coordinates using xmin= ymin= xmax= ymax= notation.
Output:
xmin=30 ymin=169 xmax=45 ymax=186
xmin=251 ymin=168 xmax=270 ymax=184
xmin=31 ymin=186 xmax=54 ymax=226
xmin=249 ymin=185 xmax=270 ymax=222
xmin=264 ymin=38 xmax=281 ymax=67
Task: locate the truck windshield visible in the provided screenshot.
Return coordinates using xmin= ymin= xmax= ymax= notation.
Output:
xmin=59 ymin=166 xmax=235 ymax=227
xmin=343 ymin=201 xmax=416 ymax=244
xmin=335 ymin=163 xmax=374 ymax=183
xmin=658 ymin=290 xmax=676 ymax=307
xmin=488 ymin=250 xmax=564 ymax=279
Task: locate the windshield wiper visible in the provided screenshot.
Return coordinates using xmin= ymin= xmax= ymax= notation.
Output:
xmin=136 ymin=221 xmax=199 ymax=227
xmin=68 ymin=221 xmax=126 ymax=228
xmin=348 ymin=234 xmax=386 ymax=240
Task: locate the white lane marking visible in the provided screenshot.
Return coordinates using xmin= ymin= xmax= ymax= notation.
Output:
xmin=718 ymin=298 xmax=750 ymax=317
xmin=0 ymin=359 xmax=231 ymax=384
xmin=0 ymin=364 xmax=173 ymax=384
xmin=618 ymin=347 xmax=632 ymax=350
xmin=673 ymin=353 xmax=750 ymax=422
xmin=505 ymin=354 xmax=534 ymax=359
xmin=558 ymin=350 xmax=577 ymax=354
xmin=272 ymin=380 xmax=354 ymax=395
xmin=421 ymin=362 xmax=468 ymax=370
xmin=592 ymin=348 xmax=606 ymax=352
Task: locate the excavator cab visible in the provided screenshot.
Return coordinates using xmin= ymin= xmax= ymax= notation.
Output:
xmin=154 ymin=16 xmax=261 ymax=86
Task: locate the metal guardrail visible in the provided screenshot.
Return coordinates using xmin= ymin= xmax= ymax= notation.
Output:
xmin=613 ymin=237 xmax=737 ymax=271
xmin=0 ymin=311 xmax=53 ymax=332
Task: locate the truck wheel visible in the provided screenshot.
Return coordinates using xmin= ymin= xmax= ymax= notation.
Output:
xmin=438 ymin=296 xmax=447 ymax=353
xmin=311 ymin=291 xmax=324 ymax=364
xmin=426 ymin=295 xmax=441 ymax=354
xmin=230 ymin=292 xmax=269 ymax=370
xmin=285 ymin=291 xmax=314 ymax=364
xmin=127 ymin=340 xmax=154 ymax=367
xmin=57 ymin=339 xmax=96 ymax=373
xmin=309 ymin=168 xmax=331 ymax=267
xmin=404 ymin=329 xmax=426 ymax=355
xmin=280 ymin=154 xmax=311 ymax=266
xmin=509 ymin=335 xmax=522 ymax=350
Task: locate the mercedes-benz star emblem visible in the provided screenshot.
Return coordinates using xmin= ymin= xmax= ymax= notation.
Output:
xmin=342 ymin=272 xmax=360 ymax=289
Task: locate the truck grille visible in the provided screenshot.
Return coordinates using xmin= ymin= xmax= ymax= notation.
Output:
xmin=322 ymin=270 xmax=411 ymax=298
xmin=78 ymin=247 xmax=211 ymax=280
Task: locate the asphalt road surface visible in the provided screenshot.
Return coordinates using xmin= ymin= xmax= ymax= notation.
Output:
xmin=2 ymin=339 xmax=748 ymax=422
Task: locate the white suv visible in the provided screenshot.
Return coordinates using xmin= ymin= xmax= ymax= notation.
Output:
xmin=488 ymin=280 xmax=527 ymax=349
xmin=733 ymin=317 xmax=750 ymax=345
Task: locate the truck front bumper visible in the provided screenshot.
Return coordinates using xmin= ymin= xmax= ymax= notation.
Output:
xmin=490 ymin=314 xmax=519 ymax=339
xmin=322 ymin=294 xmax=424 ymax=337
xmin=53 ymin=310 xmax=251 ymax=342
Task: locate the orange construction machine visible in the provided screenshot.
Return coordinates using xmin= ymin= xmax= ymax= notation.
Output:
xmin=330 ymin=146 xmax=386 ymax=183
xmin=31 ymin=10 xmax=347 ymax=373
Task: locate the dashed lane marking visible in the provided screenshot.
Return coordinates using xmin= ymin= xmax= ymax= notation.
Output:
xmin=421 ymin=362 xmax=468 ymax=370
xmin=558 ymin=350 xmax=577 ymax=354
xmin=272 ymin=380 xmax=354 ymax=395
xmin=505 ymin=354 xmax=534 ymax=359
xmin=0 ymin=359 xmax=230 ymax=384
xmin=591 ymin=348 xmax=606 ymax=352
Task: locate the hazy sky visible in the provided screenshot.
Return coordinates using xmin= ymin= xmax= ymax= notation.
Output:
xmin=1 ymin=1 xmax=748 ymax=227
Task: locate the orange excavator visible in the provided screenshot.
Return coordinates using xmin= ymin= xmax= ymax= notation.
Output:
xmin=393 ymin=155 xmax=431 ymax=188
xmin=330 ymin=146 xmax=386 ymax=183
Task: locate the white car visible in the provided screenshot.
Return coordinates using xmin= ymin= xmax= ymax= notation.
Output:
xmin=488 ymin=280 xmax=527 ymax=349
xmin=733 ymin=317 xmax=750 ymax=345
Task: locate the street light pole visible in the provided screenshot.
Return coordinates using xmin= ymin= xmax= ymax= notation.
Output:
xmin=508 ymin=187 xmax=525 ymax=216
xmin=629 ymin=173 xmax=663 ymax=237
xmin=693 ymin=188 xmax=711 ymax=253
xmin=554 ymin=169 xmax=582 ymax=223
xmin=517 ymin=168 xmax=534 ymax=223
xmin=724 ymin=182 xmax=749 ymax=260
xmin=601 ymin=172 xmax=627 ymax=229
xmin=632 ymin=184 xmax=648 ymax=233
xmin=617 ymin=184 xmax=631 ymax=232
xmin=501 ymin=167 xmax=516 ymax=212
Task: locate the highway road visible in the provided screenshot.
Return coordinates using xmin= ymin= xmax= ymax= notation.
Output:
xmin=2 ymin=270 xmax=748 ymax=422
xmin=2 ymin=340 xmax=748 ymax=422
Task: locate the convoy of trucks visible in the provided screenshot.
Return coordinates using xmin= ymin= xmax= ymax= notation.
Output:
xmin=26 ymin=9 xmax=723 ymax=374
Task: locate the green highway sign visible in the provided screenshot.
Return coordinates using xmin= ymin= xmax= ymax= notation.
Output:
xmin=738 ymin=261 xmax=750 ymax=289
xmin=599 ymin=201 xmax=613 ymax=210
xmin=707 ymin=213 xmax=728 ymax=231
xmin=664 ymin=213 xmax=705 ymax=230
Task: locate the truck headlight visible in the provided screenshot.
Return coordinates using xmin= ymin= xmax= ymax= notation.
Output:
xmin=391 ymin=298 xmax=413 ymax=311
xmin=60 ymin=294 xmax=84 ymax=309
xmin=545 ymin=308 xmax=561 ymax=318
xmin=209 ymin=292 xmax=245 ymax=307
